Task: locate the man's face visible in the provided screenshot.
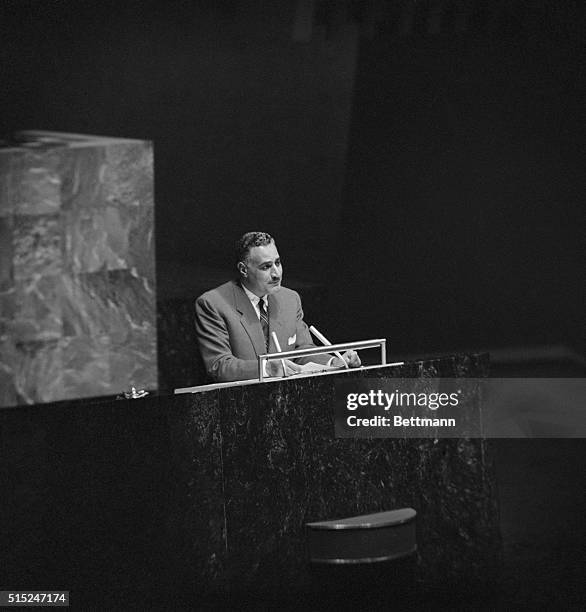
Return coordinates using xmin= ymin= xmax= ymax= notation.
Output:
xmin=239 ymin=241 xmax=283 ymax=297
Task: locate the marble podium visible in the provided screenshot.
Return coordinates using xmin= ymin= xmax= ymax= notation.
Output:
xmin=166 ymin=353 xmax=499 ymax=601
xmin=0 ymin=131 xmax=157 ymax=407
xmin=1 ymin=352 xmax=500 ymax=607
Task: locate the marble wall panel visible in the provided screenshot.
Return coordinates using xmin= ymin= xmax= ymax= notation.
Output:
xmin=72 ymin=269 xmax=155 ymax=336
xmin=13 ymin=275 xmax=62 ymax=342
xmin=0 ymin=132 xmax=157 ymax=407
xmin=0 ymin=153 xmax=17 ymax=217
xmin=0 ymin=294 xmax=15 ymax=338
xmin=2 ymin=290 xmax=157 ymax=406
xmin=0 ymin=217 xmax=13 ymax=291
xmin=102 ymin=142 xmax=154 ymax=208
xmin=58 ymin=146 xmax=105 ymax=212
xmin=0 ymin=342 xmax=18 ymax=406
xmin=128 ymin=204 xmax=155 ymax=283
xmin=13 ymin=148 xmax=63 ymax=216
xmin=61 ymin=142 xmax=155 ymax=278
xmin=65 ymin=203 xmax=152 ymax=275
xmin=13 ymin=214 xmax=62 ymax=279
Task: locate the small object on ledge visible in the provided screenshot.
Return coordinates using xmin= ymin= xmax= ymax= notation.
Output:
xmin=122 ymin=387 xmax=149 ymax=399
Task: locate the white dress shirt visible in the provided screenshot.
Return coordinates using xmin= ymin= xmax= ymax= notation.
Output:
xmin=241 ymin=284 xmax=268 ymax=321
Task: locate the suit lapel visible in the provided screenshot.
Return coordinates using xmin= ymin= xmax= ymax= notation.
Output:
xmin=233 ymin=281 xmax=267 ymax=356
xmin=267 ymin=292 xmax=284 ymax=335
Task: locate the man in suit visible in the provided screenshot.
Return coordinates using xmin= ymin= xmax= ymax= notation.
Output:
xmin=195 ymin=231 xmax=360 ymax=382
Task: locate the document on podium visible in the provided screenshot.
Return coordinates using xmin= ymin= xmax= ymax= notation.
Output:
xmin=264 ymin=361 xmax=344 ymax=379
xmin=295 ymin=361 xmax=344 ymax=374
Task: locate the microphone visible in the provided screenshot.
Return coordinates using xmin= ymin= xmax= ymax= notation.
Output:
xmin=271 ymin=331 xmax=289 ymax=377
xmin=309 ymin=325 xmax=350 ymax=369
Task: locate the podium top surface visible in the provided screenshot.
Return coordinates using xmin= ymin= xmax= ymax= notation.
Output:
xmin=174 ymin=362 xmax=405 ymax=395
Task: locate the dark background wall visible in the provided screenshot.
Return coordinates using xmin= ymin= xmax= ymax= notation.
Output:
xmin=2 ymin=3 xmax=586 ymax=608
xmin=336 ymin=1 xmax=586 ymax=357
xmin=1 ymin=0 xmax=585 ymax=359
xmin=1 ymin=0 xmax=358 ymax=279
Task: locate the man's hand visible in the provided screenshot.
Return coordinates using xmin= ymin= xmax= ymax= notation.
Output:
xmin=331 ymin=350 xmax=361 ymax=368
xmin=267 ymin=358 xmax=302 ymax=377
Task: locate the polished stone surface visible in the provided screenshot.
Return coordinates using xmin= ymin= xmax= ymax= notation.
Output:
xmin=167 ymin=354 xmax=498 ymax=599
xmin=1 ymin=354 xmax=498 ymax=607
xmin=0 ymin=132 xmax=157 ymax=406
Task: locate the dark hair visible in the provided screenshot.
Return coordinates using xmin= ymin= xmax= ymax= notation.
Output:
xmin=235 ymin=231 xmax=274 ymax=265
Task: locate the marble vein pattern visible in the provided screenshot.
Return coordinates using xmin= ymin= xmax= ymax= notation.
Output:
xmin=1 ymin=354 xmax=497 ymax=603
xmin=0 ymin=132 xmax=157 ymax=407
xmin=166 ymin=354 xmax=500 ymax=598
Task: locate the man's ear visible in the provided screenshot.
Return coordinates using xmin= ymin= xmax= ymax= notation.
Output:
xmin=237 ymin=261 xmax=247 ymax=277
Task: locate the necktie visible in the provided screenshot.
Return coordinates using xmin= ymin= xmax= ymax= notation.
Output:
xmin=259 ymin=297 xmax=270 ymax=351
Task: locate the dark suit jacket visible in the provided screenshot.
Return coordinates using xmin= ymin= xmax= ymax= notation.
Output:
xmin=195 ymin=280 xmax=330 ymax=382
